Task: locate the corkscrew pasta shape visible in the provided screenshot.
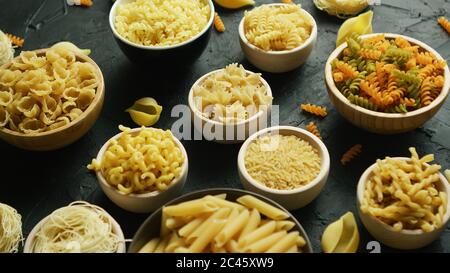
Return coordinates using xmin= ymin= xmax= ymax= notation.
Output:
xmin=306 ymin=121 xmax=321 ymax=139
xmin=300 ymin=104 xmax=327 ymax=117
xmin=214 ymin=12 xmax=226 ymax=33
xmin=5 ymin=33 xmax=24 ymax=48
xmin=438 ymin=17 xmax=450 ymax=34
xmin=341 ymin=144 xmax=362 ymax=165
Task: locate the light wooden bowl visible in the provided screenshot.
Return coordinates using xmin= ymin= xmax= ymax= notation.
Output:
xmin=325 ymin=33 xmax=450 ymax=134
xmin=356 ymin=157 xmax=450 ymax=250
xmin=0 ymin=49 xmax=105 ymax=151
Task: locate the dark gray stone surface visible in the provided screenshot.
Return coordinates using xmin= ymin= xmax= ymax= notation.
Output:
xmin=0 ymin=0 xmax=449 ymax=253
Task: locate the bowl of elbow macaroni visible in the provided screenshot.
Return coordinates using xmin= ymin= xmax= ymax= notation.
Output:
xmin=357 ymin=148 xmax=450 ymax=249
xmin=128 ymin=188 xmax=313 ymax=253
xmin=109 ymin=0 xmax=215 ymax=65
xmin=88 ymin=125 xmax=189 ymax=213
xmin=238 ymin=3 xmax=318 ymax=73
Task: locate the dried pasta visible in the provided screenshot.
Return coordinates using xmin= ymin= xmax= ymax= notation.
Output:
xmin=360 ymin=148 xmax=447 ymax=232
xmin=0 ymin=44 xmax=99 ymax=133
xmin=31 ymin=201 xmax=122 ymax=253
xmin=244 ymin=134 xmax=321 ymax=190
xmin=214 ymin=12 xmax=226 ymax=33
xmin=5 ymin=33 xmax=24 ymax=48
xmin=341 ymin=144 xmax=362 ymax=165
xmin=244 ymin=4 xmax=312 ymax=51
xmin=139 ymin=194 xmax=306 ymax=253
xmin=300 ymin=103 xmax=327 ymax=117
xmin=438 ymin=17 xmax=450 ymax=34
xmin=88 ymin=125 xmax=185 ymax=195
xmin=114 ymin=0 xmax=210 ymax=47
xmin=193 ymin=63 xmax=272 ymax=124
xmin=332 ymin=34 xmax=447 ymax=113
xmin=306 ymin=121 xmax=321 ymax=139
xmin=0 ymin=203 xmax=22 ymax=253
xmin=0 ymin=30 xmax=14 ymax=66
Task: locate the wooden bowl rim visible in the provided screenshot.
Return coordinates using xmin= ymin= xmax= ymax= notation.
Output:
xmin=325 ymin=33 xmax=450 ymax=119
xmin=0 ymin=48 xmax=105 ymax=138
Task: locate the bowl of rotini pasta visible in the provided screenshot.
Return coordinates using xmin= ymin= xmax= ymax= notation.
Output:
xmin=128 ymin=188 xmax=313 ymax=253
xmin=109 ymin=0 xmax=214 ymax=65
xmin=0 ymin=45 xmax=105 ymax=151
xmin=325 ymin=33 xmax=450 ymax=134
xmin=356 ymin=148 xmax=450 ymax=249
xmin=89 ymin=126 xmax=188 ymax=213
xmin=238 ymin=3 xmax=317 ymax=73
xmin=188 ymin=63 xmax=273 ymax=144
xmin=237 ymin=126 xmax=330 ymax=210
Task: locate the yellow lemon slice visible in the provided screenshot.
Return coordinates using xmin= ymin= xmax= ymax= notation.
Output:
xmin=213 ymin=0 xmax=254 ymax=9
xmin=51 ymin=41 xmax=91 ymax=55
xmin=126 ymin=97 xmax=162 ymax=127
xmin=321 ymin=211 xmax=360 ymax=253
xmin=336 ymin=10 xmax=373 ymax=47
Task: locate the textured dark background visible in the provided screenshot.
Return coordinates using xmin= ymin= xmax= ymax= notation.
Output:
xmin=0 ymin=0 xmax=449 ymax=253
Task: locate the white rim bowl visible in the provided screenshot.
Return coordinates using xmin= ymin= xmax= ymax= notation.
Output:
xmin=109 ymin=0 xmax=215 ymax=50
xmin=237 ymin=126 xmax=330 ymax=210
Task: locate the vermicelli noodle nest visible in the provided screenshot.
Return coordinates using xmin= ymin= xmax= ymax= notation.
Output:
xmin=31 ymin=201 xmax=121 ymax=253
xmin=0 ymin=30 xmax=14 ymax=66
xmin=0 ymin=203 xmax=23 ymax=253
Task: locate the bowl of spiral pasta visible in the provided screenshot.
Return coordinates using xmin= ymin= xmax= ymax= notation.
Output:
xmin=238 ymin=3 xmax=317 ymax=73
xmin=325 ymin=33 xmax=450 ymax=134
xmin=188 ymin=63 xmax=273 ymax=144
xmin=357 ymin=148 xmax=450 ymax=250
xmin=0 ymin=43 xmax=104 ymax=151
xmin=88 ymin=125 xmax=188 ymax=213
xmin=109 ymin=0 xmax=214 ymax=65
xmin=128 ymin=188 xmax=313 ymax=253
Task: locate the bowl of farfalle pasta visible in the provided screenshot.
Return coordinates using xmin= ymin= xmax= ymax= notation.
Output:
xmin=357 ymin=148 xmax=450 ymax=250
xmin=325 ymin=33 xmax=450 ymax=134
xmin=188 ymin=63 xmax=273 ymax=144
xmin=0 ymin=43 xmax=104 ymax=151
xmin=238 ymin=3 xmax=317 ymax=73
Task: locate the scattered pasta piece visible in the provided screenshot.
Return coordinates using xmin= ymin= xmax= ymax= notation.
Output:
xmin=67 ymin=0 xmax=93 ymax=7
xmin=306 ymin=121 xmax=322 ymax=139
xmin=139 ymin=194 xmax=306 ymax=253
xmin=0 ymin=30 xmax=14 ymax=66
xmin=360 ymin=148 xmax=447 ymax=232
xmin=244 ymin=4 xmax=312 ymax=51
xmin=244 ymin=134 xmax=321 ymax=190
xmin=281 ymin=0 xmax=294 ymax=3
xmin=126 ymin=97 xmax=162 ymax=127
xmin=321 ymin=212 xmax=359 ymax=253
xmin=300 ymin=104 xmax=328 ymax=117
xmin=31 ymin=202 xmax=122 ymax=253
xmin=438 ymin=17 xmax=450 ymax=34
xmin=341 ymin=144 xmax=362 ymax=165
xmin=5 ymin=33 xmax=24 ymax=48
xmin=0 ymin=203 xmax=22 ymax=253
xmin=88 ymin=126 xmax=185 ymax=195
xmin=214 ymin=12 xmax=226 ymax=33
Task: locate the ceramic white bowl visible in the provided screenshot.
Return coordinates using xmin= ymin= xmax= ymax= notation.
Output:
xmin=357 ymin=157 xmax=450 ymax=250
xmin=237 ymin=126 xmax=330 ymax=210
xmin=24 ymin=206 xmax=126 ymax=253
xmin=95 ymin=128 xmax=188 ymax=213
xmin=238 ymin=3 xmax=318 ymax=73
xmin=188 ymin=68 xmax=273 ymax=144
xmin=325 ymin=33 xmax=450 ymax=134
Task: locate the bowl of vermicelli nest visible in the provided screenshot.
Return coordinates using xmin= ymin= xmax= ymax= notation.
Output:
xmin=325 ymin=33 xmax=450 ymax=134
xmin=128 ymin=188 xmax=313 ymax=253
xmin=357 ymin=147 xmax=450 ymax=250
xmin=88 ymin=125 xmax=188 ymax=213
xmin=188 ymin=63 xmax=273 ymax=144
xmin=0 ymin=42 xmax=104 ymax=150
xmin=23 ymin=201 xmax=126 ymax=253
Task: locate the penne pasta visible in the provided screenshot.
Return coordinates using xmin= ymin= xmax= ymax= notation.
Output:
xmin=138 ymin=238 xmax=160 ymax=253
xmin=178 ymin=216 xmax=207 ymax=238
xmin=164 ymin=200 xmax=219 ymax=217
xmin=204 ymin=195 xmax=246 ymax=211
xmin=189 ymin=219 xmax=227 ymax=253
xmin=215 ymin=209 xmax=250 ymax=247
xmin=266 ymin=231 xmax=300 ymax=253
xmin=237 ymin=195 xmax=289 ymax=220
xmin=165 ymin=232 xmax=185 ymax=252
xmin=244 ymin=230 xmax=287 ymax=253
xmin=154 ymin=235 xmax=170 ymax=253
xmin=276 ymin=220 xmax=296 ymax=231
xmin=186 ymin=208 xmax=230 ymax=244
xmin=239 ymin=208 xmax=261 ymax=238
xmin=238 ymin=221 xmax=276 ymax=247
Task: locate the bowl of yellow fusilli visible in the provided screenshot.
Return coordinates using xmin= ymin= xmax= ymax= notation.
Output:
xmin=325 ymin=33 xmax=450 ymax=134
xmin=238 ymin=3 xmax=317 ymax=73
xmin=109 ymin=0 xmax=214 ymax=65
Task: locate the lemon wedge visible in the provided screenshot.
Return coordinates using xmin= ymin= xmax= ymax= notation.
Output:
xmin=336 ymin=10 xmax=373 ymax=47
xmin=51 ymin=41 xmax=91 ymax=55
xmin=213 ymin=0 xmax=254 ymax=9
xmin=126 ymin=97 xmax=162 ymax=127
xmin=321 ymin=211 xmax=360 ymax=253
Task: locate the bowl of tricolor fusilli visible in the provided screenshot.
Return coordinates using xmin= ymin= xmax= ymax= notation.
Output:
xmin=109 ymin=0 xmax=214 ymax=65
xmin=356 ymin=148 xmax=450 ymax=250
xmin=237 ymin=126 xmax=330 ymax=210
xmin=238 ymin=3 xmax=317 ymax=73
xmin=325 ymin=33 xmax=450 ymax=134
xmin=88 ymin=126 xmax=189 ymax=213
xmin=188 ymin=63 xmax=273 ymax=144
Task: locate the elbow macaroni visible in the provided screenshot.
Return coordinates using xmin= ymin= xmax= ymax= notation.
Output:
xmin=88 ymin=126 xmax=185 ymax=195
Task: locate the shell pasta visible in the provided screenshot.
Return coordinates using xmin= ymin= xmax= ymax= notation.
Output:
xmin=139 ymin=194 xmax=306 ymax=253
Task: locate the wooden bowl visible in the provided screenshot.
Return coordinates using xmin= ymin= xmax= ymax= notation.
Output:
xmin=0 ymin=49 xmax=105 ymax=151
xmin=325 ymin=33 xmax=450 ymax=134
